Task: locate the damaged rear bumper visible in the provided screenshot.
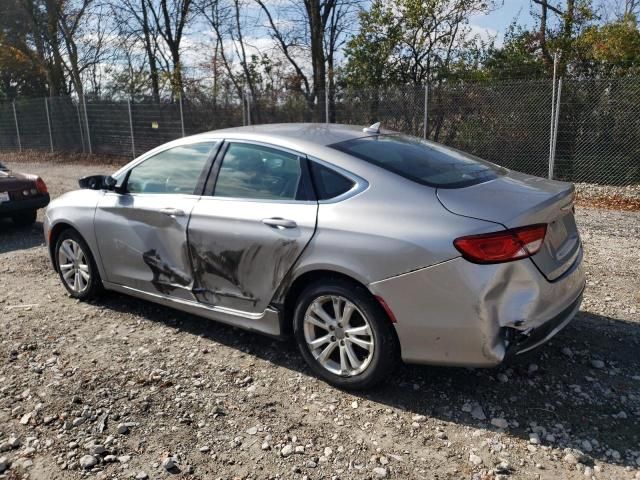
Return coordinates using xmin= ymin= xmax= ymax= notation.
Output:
xmin=502 ymin=286 xmax=583 ymax=360
xmin=368 ymin=246 xmax=585 ymax=367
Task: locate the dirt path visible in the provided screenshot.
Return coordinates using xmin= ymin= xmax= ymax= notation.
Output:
xmin=1 ymin=161 xmax=639 ymax=480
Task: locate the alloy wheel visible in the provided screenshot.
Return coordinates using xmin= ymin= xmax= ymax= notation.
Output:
xmin=303 ymin=295 xmax=375 ymax=376
xmin=58 ymin=239 xmax=91 ymax=294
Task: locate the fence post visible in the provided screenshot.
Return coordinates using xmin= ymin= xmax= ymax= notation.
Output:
xmin=548 ymin=53 xmax=559 ymax=178
xmin=241 ymin=91 xmax=246 ymax=126
xmin=246 ymin=92 xmax=251 ymax=126
xmin=179 ymin=94 xmax=185 ymax=137
xmin=82 ymin=95 xmax=92 ymax=154
xmin=12 ymin=101 xmax=22 ymax=152
xmin=128 ymin=99 xmax=136 ymax=158
xmin=45 ymin=97 xmax=54 ymax=153
xmin=325 ymin=86 xmax=329 ymax=124
xmin=549 ymin=77 xmax=563 ymax=180
xmin=423 ymin=83 xmax=429 ymax=139
xmin=76 ymin=103 xmax=86 ymax=153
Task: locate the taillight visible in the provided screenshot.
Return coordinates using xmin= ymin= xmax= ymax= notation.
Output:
xmin=453 ymin=224 xmax=547 ymax=264
xmin=35 ymin=177 xmax=48 ymax=194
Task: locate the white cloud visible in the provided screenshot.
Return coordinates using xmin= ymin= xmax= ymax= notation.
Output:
xmin=467 ymin=24 xmax=499 ymax=44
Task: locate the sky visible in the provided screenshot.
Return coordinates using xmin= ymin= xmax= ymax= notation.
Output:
xmin=469 ymin=0 xmax=536 ymax=42
xmin=184 ymin=0 xmax=543 ymax=82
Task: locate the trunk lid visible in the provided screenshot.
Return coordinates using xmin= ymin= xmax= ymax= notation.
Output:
xmin=437 ymin=171 xmax=580 ymax=281
xmin=0 ymin=169 xmax=34 ymax=191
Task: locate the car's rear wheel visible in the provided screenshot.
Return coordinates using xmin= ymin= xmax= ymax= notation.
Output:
xmin=11 ymin=210 xmax=37 ymax=226
xmin=293 ymin=279 xmax=399 ymax=389
xmin=55 ymin=230 xmax=102 ymax=300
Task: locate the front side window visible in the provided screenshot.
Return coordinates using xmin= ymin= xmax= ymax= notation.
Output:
xmin=214 ymin=143 xmax=305 ymax=200
xmin=126 ymin=142 xmax=217 ymax=194
xmin=330 ymin=135 xmax=504 ymax=188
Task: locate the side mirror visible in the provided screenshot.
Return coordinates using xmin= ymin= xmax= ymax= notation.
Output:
xmin=78 ymin=175 xmax=118 ymax=191
xmin=103 ymin=176 xmax=117 ymax=190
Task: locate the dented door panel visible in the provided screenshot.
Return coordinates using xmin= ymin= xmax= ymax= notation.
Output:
xmin=187 ymin=198 xmax=318 ymax=313
xmin=94 ymin=193 xmax=200 ymax=300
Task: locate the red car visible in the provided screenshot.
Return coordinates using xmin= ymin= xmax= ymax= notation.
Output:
xmin=0 ymin=161 xmax=49 ymax=226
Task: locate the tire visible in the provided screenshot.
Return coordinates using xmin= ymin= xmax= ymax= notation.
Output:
xmin=12 ymin=210 xmax=37 ymax=227
xmin=293 ymin=278 xmax=399 ymax=390
xmin=54 ymin=229 xmax=102 ymax=300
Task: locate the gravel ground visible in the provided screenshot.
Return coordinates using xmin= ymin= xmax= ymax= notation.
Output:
xmin=1 ymin=161 xmax=639 ymax=480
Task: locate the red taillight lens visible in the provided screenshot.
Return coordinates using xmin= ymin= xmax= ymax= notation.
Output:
xmin=35 ymin=177 xmax=48 ymax=194
xmin=453 ymin=224 xmax=547 ymax=264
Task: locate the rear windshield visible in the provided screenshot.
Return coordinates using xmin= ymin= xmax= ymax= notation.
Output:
xmin=330 ymin=134 xmax=504 ymax=188
xmin=0 ymin=162 xmax=7 ymax=171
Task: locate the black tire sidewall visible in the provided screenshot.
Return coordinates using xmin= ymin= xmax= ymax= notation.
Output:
xmin=293 ymin=280 xmax=398 ymax=390
xmin=55 ymin=230 xmax=101 ymax=300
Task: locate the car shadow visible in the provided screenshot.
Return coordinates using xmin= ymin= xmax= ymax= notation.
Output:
xmin=0 ymin=219 xmax=45 ymax=254
xmin=99 ymin=292 xmax=639 ymax=469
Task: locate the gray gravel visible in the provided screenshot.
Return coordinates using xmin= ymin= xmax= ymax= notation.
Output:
xmin=0 ymin=161 xmax=639 ymax=479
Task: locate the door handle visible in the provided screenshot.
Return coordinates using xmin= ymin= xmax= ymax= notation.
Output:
xmin=261 ymin=217 xmax=297 ymax=229
xmin=159 ymin=208 xmax=186 ymax=217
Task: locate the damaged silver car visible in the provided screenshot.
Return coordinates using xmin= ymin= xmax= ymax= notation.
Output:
xmin=44 ymin=123 xmax=585 ymax=389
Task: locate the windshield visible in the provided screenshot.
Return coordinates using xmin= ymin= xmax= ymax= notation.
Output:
xmin=330 ymin=134 xmax=504 ymax=189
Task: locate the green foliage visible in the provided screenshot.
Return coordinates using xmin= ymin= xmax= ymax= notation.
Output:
xmin=482 ymin=23 xmax=548 ymax=80
xmin=575 ymin=17 xmax=640 ymax=76
xmin=343 ymin=0 xmax=494 ymax=87
xmin=342 ymin=0 xmax=400 ymax=88
xmin=344 ymin=0 xmax=640 ymax=85
xmin=0 ymin=1 xmax=48 ymax=99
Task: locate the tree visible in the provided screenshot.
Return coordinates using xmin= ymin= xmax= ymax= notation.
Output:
xmin=57 ymin=0 xmax=110 ymax=96
xmin=110 ymin=0 xmax=164 ymax=101
xmin=576 ymin=16 xmax=640 ymax=76
xmin=0 ymin=1 xmax=48 ymax=98
xmin=344 ymin=0 xmax=494 ymax=87
xmin=17 ymin=0 xmax=67 ymax=95
xmin=255 ymin=0 xmax=357 ymax=115
xmin=145 ymin=0 xmax=193 ymax=97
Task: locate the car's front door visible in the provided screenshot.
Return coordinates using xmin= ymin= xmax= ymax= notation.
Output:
xmin=188 ymin=141 xmax=318 ymax=314
xmin=94 ymin=141 xmax=219 ymax=300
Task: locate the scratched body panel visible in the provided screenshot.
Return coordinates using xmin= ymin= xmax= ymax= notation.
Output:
xmin=187 ymin=197 xmax=318 ymax=313
xmin=93 ymin=192 xmax=198 ymax=300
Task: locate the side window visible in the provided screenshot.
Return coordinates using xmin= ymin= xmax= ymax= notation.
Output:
xmin=309 ymin=161 xmax=355 ymax=200
xmin=214 ymin=143 xmax=306 ymax=200
xmin=126 ymin=142 xmax=217 ymax=194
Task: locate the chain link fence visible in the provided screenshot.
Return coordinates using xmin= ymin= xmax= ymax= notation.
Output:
xmin=0 ymin=77 xmax=638 ymax=185
xmin=554 ymin=78 xmax=640 ymax=185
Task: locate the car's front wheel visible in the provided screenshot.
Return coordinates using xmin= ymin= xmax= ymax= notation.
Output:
xmin=293 ymin=279 xmax=399 ymax=389
xmin=55 ymin=229 xmax=102 ymax=300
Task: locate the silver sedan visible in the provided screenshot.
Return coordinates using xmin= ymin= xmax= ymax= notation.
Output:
xmin=44 ymin=123 xmax=585 ymax=389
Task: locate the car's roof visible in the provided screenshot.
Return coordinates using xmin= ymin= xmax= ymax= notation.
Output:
xmin=192 ymin=123 xmax=395 ymax=147
xmin=114 ymin=123 xmax=399 ymax=180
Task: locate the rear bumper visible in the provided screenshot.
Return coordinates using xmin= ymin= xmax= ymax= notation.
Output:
xmin=0 ymin=194 xmax=50 ymax=215
xmin=503 ymin=286 xmax=583 ymax=360
xmin=369 ymin=246 xmax=585 ymax=367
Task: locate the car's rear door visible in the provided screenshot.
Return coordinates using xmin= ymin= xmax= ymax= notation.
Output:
xmin=187 ymin=141 xmax=318 ymax=314
xmin=94 ymin=141 xmax=219 ymax=300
